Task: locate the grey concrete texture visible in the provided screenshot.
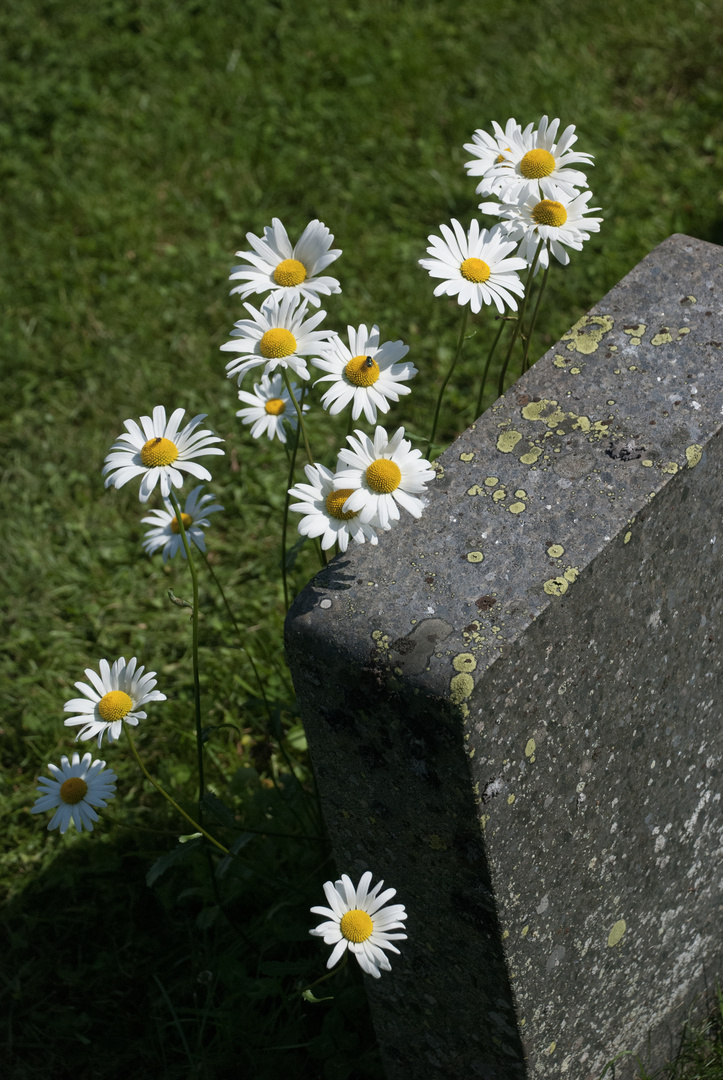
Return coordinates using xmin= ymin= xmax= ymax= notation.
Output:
xmin=285 ymin=234 xmax=723 ymax=1079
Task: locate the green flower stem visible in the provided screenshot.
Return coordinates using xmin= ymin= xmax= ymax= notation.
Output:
xmin=199 ymin=549 xmax=275 ymax=723
xmin=168 ymin=491 xmax=205 ymax=814
xmin=426 ymin=305 xmax=469 ymax=459
xmin=123 ymin=722 xmax=230 ymax=856
xmin=281 ymin=416 xmax=302 ymax=610
xmin=497 ymin=239 xmax=543 ymax=398
xmin=299 ymin=952 xmax=348 ymax=997
xmin=522 ymin=240 xmax=551 ymax=372
xmin=281 ymin=368 xmax=314 ymax=468
xmin=474 ymin=315 xmax=508 ymax=420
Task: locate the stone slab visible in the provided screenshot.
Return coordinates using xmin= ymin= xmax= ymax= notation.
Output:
xmin=285 ymin=234 xmax=723 ymax=1078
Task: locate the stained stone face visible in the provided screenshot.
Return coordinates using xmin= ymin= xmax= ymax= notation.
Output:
xmin=285 ymin=235 xmax=723 ymax=1079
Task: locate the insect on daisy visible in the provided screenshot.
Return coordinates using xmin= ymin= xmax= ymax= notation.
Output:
xmin=64 ymin=656 xmax=167 ymax=747
xmin=310 ymin=871 xmax=408 ymax=979
xmin=419 ymin=220 xmax=527 ymax=315
xmin=312 ymin=324 xmax=417 ymax=424
xmin=288 ymin=462 xmax=381 ymax=552
xmin=334 ymin=426 xmax=435 ymax=531
xmin=141 ymin=485 xmax=224 ymax=561
xmin=236 ymin=372 xmax=308 ymax=443
xmin=483 ymin=115 xmax=594 ymax=203
xmin=31 ymin=752 xmax=117 ymax=834
xmin=229 ymin=217 xmax=342 ymax=308
xmin=103 ymin=405 xmax=224 ymax=504
xmin=480 ymin=183 xmax=603 ymax=270
xmin=220 ymin=293 xmax=331 ymax=386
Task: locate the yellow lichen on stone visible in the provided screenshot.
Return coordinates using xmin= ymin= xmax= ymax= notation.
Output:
xmin=624 ymin=324 xmax=646 ymax=346
xmin=497 ymin=430 xmax=522 ymax=453
xmin=460 ymin=451 xmax=475 ymax=462
xmin=520 ymin=446 xmax=543 ymax=464
xmin=509 ymin=502 xmax=525 ymax=514
xmin=607 ymin=919 xmax=626 ymax=947
xmin=553 ymin=356 xmax=567 ymax=368
xmin=466 ymin=551 xmax=484 ymax=563
xmin=467 ymin=484 xmax=484 ymax=496
xmin=453 ymin=653 xmax=477 ymax=673
xmin=507 ymin=794 xmax=515 ymax=805
xmin=651 ymin=327 xmax=673 ymax=346
xmin=560 ymin=314 xmax=614 ymax=354
xmin=450 ymin=672 xmax=474 ymax=704
xmin=492 ymin=489 xmax=506 ymax=503
xmin=563 ymin=566 xmax=579 ymax=583
xmin=641 ymin=459 xmax=654 ymax=468
xmin=661 ymin=461 xmax=679 ymax=474
xmin=686 ymin=444 xmax=702 ymax=468
xmin=624 ymin=531 xmax=632 ymax=544
xmin=484 ymin=476 xmax=499 ymax=487
xmin=547 ymin=544 xmax=564 ymax=558
xmin=544 ymin=577 xmax=568 ymax=596
xmin=570 ymin=367 xmax=581 ymax=375
xmin=525 ymin=738 xmax=536 ymax=758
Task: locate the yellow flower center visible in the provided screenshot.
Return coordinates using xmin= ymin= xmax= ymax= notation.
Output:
xmin=98 ymin=690 xmax=134 ymax=723
xmin=264 ymin=398 xmax=286 ymax=416
xmin=460 ymin=257 xmax=491 ymax=283
xmin=59 ymin=777 xmax=89 ymax=805
xmin=365 ymin=458 xmax=401 ymax=494
xmin=273 ymin=258 xmax=307 ymax=287
xmin=170 ymin=512 xmax=193 ymax=534
xmin=140 ymin=437 xmax=179 ymax=468
xmin=531 ymin=199 xmax=568 ymax=228
xmin=345 ymin=354 xmax=380 ymax=387
xmin=340 ymin=909 xmax=374 ymax=943
xmin=325 ymin=489 xmax=358 ymax=521
xmin=520 ymin=148 xmax=556 ymax=178
xmin=259 ymin=327 xmax=297 ymax=359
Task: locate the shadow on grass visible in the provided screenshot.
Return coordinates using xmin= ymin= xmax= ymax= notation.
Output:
xmin=2 ymin=827 xmax=383 ymax=1080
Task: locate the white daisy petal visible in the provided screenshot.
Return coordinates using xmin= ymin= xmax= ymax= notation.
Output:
xmin=221 ymin=294 xmax=332 ymax=385
xmin=103 ymin=409 xmax=224 ymax=504
xmin=334 ymin=425 xmax=434 ymax=531
xmin=229 ymin=217 xmax=341 ymax=308
xmin=141 ymin=485 xmax=224 ymax=562
xmin=235 ymin=372 xmax=308 ymax=445
xmin=288 ymin=461 xmax=380 ymax=554
xmin=31 ymin=752 xmax=117 ymax=834
xmin=312 ymin=324 xmax=417 ymax=425
xmin=310 ymin=870 xmax=408 ymax=978
xmin=420 ymin=220 xmax=526 ymax=313
xmin=63 ymin=657 xmax=167 ymax=747
xmin=483 ymin=114 xmax=594 ymax=202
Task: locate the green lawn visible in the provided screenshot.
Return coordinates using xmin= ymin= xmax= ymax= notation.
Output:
xmin=1 ymin=1 xmax=722 ymax=1076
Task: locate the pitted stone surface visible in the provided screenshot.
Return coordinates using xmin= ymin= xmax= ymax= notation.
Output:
xmin=285 ymin=235 xmax=723 ymax=1079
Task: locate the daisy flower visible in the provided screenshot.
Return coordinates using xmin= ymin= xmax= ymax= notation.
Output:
xmin=64 ymin=656 xmax=167 ymax=747
xmin=484 ymin=115 xmax=593 ymax=202
xmin=312 ymin=324 xmax=417 ymax=424
xmin=220 ymin=293 xmax=330 ymax=385
xmin=229 ymin=217 xmax=342 ymax=308
xmin=141 ymin=485 xmax=224 ymax=561
xmin=419 ymin=220 xmax=527 ymax=314
xmin=310 ymin=871 xmax=408 ymax=979
xmin=103 ymin=406 xmax=224 ymax=504
xmin=463 ymin=117 xmax=532 ymax=197
xmin=334 ymin=426 xmax=435 ymax=531
xmin=288 ymin=462 xmax=381 ymax=552
xmin=31 ymin=752 xmax=117 ymax=834
xmin=480 ymin=184 xmax=603 ymax=270
xmin=236 ymin=372 xmax=308 ymax=443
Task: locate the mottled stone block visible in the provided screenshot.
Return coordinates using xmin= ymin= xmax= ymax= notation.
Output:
xmin=285 ymin=235 xmax=723 ymax=1079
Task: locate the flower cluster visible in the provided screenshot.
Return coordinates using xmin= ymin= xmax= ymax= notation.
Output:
xmin=420 ymin=115 xmax=601 ymax=302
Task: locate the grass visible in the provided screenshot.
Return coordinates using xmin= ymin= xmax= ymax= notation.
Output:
xmin=1 ymin=0 xmax=722 ymax=1076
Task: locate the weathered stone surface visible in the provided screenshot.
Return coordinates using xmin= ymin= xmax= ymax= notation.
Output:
xmin=285 ymin=234 xmax=723 ymax=1079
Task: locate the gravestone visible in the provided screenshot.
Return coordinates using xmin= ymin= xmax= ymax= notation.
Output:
xmin=285 ymin=234 xmax=723 ymax=1079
